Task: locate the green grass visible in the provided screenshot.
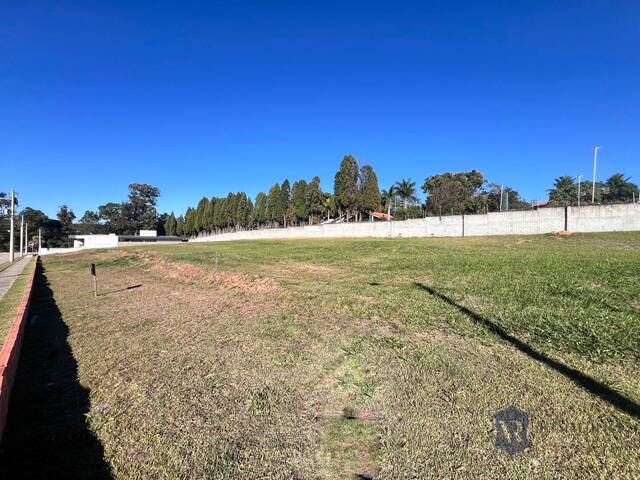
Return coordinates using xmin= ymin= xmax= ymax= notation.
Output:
xmin=1 ymin=233 xmax=639 ymax=479
xmin=0 ymin=257 xmax=34 ymax=344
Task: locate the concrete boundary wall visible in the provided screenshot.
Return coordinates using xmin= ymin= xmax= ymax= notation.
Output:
xmin=0 ymin=257 xmax=37 ymax=441
xmin=192 ymin=204 xmax=640 ymax=243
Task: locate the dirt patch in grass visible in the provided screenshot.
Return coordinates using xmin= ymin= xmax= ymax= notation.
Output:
xmin=136 ymin=252 xmax=282 ymax=294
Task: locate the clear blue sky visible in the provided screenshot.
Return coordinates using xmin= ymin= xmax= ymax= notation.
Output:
xmin=2 ymin=1 xmax=639 ymax=218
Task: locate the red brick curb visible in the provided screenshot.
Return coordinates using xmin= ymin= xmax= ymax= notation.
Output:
xmin=0 ymin=257 xmax=38 ymax=442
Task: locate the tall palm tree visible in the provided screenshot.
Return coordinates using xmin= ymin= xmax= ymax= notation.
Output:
xmin=605 ymin=173 xmax=637 ymax=203
xmin=394 ymin=178 xmax=418 ymax=210
xmin=547 ymin=176 xmax=575 ymax=205
xmin=381 ymin=185 xmax=397 ymax=217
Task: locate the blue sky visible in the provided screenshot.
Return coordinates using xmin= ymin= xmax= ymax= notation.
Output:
xmin=2 ymin=1 xmax=639 ymax=218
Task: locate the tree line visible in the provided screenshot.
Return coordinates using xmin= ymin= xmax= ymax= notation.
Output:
xmin=0 ymin=183 xmax=163 ymax=250
xmin=547 ymin=174 xmax=639 ymax=206
xmin=2 ymin=156 xmax=637 ymax=249
xmin=174 ymin=156 xmax=639 ymax=238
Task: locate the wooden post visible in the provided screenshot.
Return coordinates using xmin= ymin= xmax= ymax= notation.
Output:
xmin=91 ymin=263 xmax=98 ymax=297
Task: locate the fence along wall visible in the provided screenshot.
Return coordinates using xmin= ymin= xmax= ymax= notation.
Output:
xmin=191 ymin=204 xmax=640 ymax=243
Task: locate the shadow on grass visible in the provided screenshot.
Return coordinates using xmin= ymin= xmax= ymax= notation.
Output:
xmin=0 ymin=261 xmax=112 ymax=478
xmin=413 ymin=282 xmax=640 ymax=420
xmin=100 ymin=283 xmax=143 ymax=296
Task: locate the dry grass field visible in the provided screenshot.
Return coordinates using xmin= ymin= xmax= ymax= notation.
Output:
xmin=1 ymin=233 xmax=639 ymax=479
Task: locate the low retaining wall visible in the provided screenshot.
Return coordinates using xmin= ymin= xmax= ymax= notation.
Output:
xmin=0 ymin=257 xmax=37 ymax=441
xmin=192 ymin=204 xmax=640 ymax=243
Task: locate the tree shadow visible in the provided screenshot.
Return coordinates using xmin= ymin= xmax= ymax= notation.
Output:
xmin=0 ymin=261 xmax=113 ymax=478
xmin=413 ymin=282 xmax=640 ymax=420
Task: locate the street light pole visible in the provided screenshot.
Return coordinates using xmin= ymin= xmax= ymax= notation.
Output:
xmin=592 ymin=145 xmax=601 ymax=203
xmin=19 ymin=215 xmax=24 ymax=257
xmin=9 ymin=190 xmax=15 ymax=262
xmin=577 ymin=175 xmax=583 ymax=207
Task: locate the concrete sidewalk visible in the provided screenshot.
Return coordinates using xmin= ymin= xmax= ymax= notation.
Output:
xmin=0 ymin=256 xmax=32 ymax=301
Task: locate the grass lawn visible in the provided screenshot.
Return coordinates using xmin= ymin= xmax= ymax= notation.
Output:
xmin=1 ymin=233 xmax=639 ymax=478
xmin=0 ymin=257 xmax=34 ymax=345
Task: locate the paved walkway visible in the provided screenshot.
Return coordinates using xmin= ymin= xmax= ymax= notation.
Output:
xmin=0 ymin=256 xmax=32 ymax=301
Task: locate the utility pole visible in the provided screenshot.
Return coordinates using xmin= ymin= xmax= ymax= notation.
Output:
xmin=39 ymin=228 xmax=42 ymax=253
xmin=577 ymin=175 xmax=583 ymax=207
xmin=19 ymin=215 xmax=24 ymax=257
xmin=592 ymin=145 xmax=602 ymax=203
xmin=25 ymin=223 xmax=28 ymax=254
xmin=9 ymin=190 xmax=15 ymax=262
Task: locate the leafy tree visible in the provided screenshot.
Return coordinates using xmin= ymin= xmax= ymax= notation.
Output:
xmin=485 ymin=183 xmax=529 ymax=211
xmin=395 ymin=179 xmax=419 ymax=210
xmin=358 ymin=165 xmax=381 ymax=215
xmin=56 ymin=205 xmax=76 ymax=246
xmin=79 ymin=210 xmax=100 ymax=224
xmin=393 ymin=206 xmax=423 ymax=220
xmin=127 ymin=183 xmax=160 ymax=230
xmin=98 ymin=202 xmax=126 ymax=233
xmin=422 ymin=171 xmax=485 ymax=215
xmin=333 ymin=155 xmax=360 ymax=219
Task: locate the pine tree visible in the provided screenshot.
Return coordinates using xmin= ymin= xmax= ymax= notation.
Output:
xmin=266 ymin=183 xmax=283 ymax=226
xmin=185 ymin=207 xmax=196 ymax=236
xmin=194 ymin=197 xmax=209 ymax=233
xmin=254 ymin=192 xmax=267 ymax=227
xmin=291 ymin=180 xmax=308 ymax=224
xmin=224 ymin=192 xmax=235 ymax=229
xmin=358 ymin=165 xmax=381 ymax=217
xmin=306 ymin=176 xmax=324 ymax=224
xmin=236 ymin=192 xmax=251 ymax=229
xmin=334 ymin=155 xmax=360 ymax=220
xmin=204 ymin=198 xmax=216 ymax=232
xmin=176 ymin=215 xmax=185 ymax=236
xmin=164 ymin=212 xmax=177 ymax=236
xmin=281 ymin=179 xmax=291 ymax=227
xmin=214 ymin=197 xmax=226 ymax=230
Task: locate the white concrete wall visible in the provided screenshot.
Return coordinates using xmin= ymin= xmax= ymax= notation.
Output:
xmin=568 ymin=204 xmax=640 ymax=233
xmin=79 ymin=235 xmax=119 ymax=249
xmin=192 ymin=204 xmax=640 ymax=243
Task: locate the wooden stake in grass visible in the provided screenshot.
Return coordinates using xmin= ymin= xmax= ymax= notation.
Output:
xmin=90 ymin=263 xmax=98 ymax=297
